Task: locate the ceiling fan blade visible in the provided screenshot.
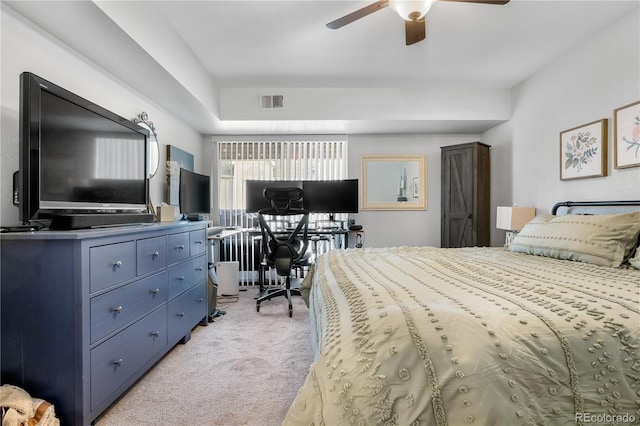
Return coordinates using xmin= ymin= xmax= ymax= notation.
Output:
xmin=439 ymin=0 xmax=510 ymax=4
xmin=405 ymin=19 xmax=426 ymax=46
xmin=326 ymin=0 xmax=389 ymax=29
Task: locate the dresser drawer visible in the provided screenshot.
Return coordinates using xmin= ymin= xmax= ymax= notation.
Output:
xmin=167 ymin=232 xmax=190 ymax=265
xmin=90 ymin=271 xmax=168 ymax=344
xmin=190 ymin=229 xmax=207 ymax=257
xmin=136 ymin=236 xmax=167 ymax=276
xmin=167 ymin=255 xmax=207 ymax=299
xmin=168 ymin=283 xmax=206 ymax=344
xmin=90 ymin=305 xmax=167 ymax=410
xmin=90 ymin=241 xmax=136 ymax=293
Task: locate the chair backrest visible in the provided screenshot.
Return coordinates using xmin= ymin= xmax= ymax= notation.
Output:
xmin=258 ymin=187 xmax=309 ymax=277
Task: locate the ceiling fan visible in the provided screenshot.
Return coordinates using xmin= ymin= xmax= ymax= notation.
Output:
xmin=326 ymin=0 xmax=510 ymax=46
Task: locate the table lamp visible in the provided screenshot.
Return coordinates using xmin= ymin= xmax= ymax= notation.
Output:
xmin=496 ymin=206 xmax=536 ymax=246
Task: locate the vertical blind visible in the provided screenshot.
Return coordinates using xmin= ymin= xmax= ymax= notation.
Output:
xmin=215 ymin=138 xmax=348 ymax=284
xmin=96 ymin=138 xmax=144 ymax=179
xmin=217 ymin=139 xmax=348 ymax=226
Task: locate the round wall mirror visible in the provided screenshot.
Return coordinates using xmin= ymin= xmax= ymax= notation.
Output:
xmin=133 ymin=112 xmax=160 ymax=178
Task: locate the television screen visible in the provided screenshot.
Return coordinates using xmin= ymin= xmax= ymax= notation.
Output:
xmin=303 ymin=179 xmax=359 ymax=213
xmin=179 ymin=168 xmax=211 ymax=215
xmin=245 ymin=180 xmax=303 ymax=213
xmin=19 ymin=72 xmax=150 ymax=228
xmin=39 ymin=91 xmax=146 ymax=207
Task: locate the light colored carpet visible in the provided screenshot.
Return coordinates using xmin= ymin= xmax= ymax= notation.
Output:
xmin=95 ymin=288 xmax=313 ymax=426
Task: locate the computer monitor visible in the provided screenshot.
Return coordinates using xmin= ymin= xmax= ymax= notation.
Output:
xmin=302 ymin=179 xmax=359 ymax=214
xmin=245 ymin=180 xmax=303 ymax=213
xmin=179 ymin=168 xmax=211 ymax=220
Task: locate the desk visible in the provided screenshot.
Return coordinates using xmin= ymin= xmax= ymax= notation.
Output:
xmin=206 ymin=227 xmax=245 ymax=320
xmin=246 ymin=227 xmax=349 ymax=246
xmin=248 ymin=227 xmax=351 ymax=297
xmin=208 ymin=227 xmax=363 ymax=296
xmin=207 ymin=227 xmax=244 ymax=262
xmin=208 ymin=227 xmax=244 ymax=240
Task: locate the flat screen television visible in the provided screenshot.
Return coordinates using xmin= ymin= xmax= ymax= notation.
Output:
xmin=245 ymin=180 xmax=303 ymax=213
xmin=179 ymin=168 xmax=211 ymax=220
xmin=19 ymin=72 xmax=153 ymax=229
xmin=303 ymin=179 xmax=359 ymax=215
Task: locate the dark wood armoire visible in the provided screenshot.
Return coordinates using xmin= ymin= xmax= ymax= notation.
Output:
xmin=441 ymin=142 xmax=491 ymax=248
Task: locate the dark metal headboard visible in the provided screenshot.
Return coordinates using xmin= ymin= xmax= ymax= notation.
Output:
xmin=551 ymin=200 xmax=640 ymax=215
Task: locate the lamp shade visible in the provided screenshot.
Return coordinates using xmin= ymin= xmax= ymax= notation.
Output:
xmin=496 ymin=206 xmax=536 ymax=231
xmin=388 ymin=0 xmax=435 ymax=21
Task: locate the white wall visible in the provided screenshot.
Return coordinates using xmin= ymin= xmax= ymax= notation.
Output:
xmin=482 ymin=120 xmax=514 ymax=246
xmin=483 ymin=9 xmax=640 ymax=224
xmin=220 ymin=86 xmax=511 ymax=123
xmin=3 ymin=2 xmax=636 ymax=246
xmin=0 ymin=5 xmax=205 ymax=227
xmin=348 ymin=134 xmax=481 ymax=248
xmin=349 ymin=9 xmax=640 ymax=249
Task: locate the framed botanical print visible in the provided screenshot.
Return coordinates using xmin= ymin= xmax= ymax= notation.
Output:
xmin=559 ymin=119 xmax=608 ymax=180
xmin=613 ymin=100 xmax=640 ymax=169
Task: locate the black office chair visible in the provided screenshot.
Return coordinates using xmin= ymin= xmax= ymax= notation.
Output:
xmin=256 ymin=187 xmax=309 ymax=317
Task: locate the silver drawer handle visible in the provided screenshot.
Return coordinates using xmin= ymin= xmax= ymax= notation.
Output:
xmin=114 ymin=359 xmax=123 ymax=367
xmin=152 ymin=251 xmax=159 ymax=258
xmin=177 ymin=312 xmax=185 ymax=317
xmin=113 ymin=260 xmax=122 ymax=268
xmin=177 ymin=276 xmax=185 ymax=281
xmin=151 ymin=331 xmax=160 ymax=337
xmin=196 ymin=267 xmax=204 ymax=271
xmin=198 ymin=298 xmax=204 ymax=303
xmin=195 ymin=240 xmax=203 ymax=244
xmin=151 ymin=288 xmax=160 ymax=295
xmin=113 ymin=306 xmax=123 ymax=313
xmin=176 ymin=244 xmax=185 ymax=250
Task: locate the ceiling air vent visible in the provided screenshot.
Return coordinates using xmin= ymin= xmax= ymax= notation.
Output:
xmin=260 ymin=95 xmax=284 ymax=110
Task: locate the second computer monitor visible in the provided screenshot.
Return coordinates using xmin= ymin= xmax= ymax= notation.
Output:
xmin=302 ymin=179 xmax=358 ymax=214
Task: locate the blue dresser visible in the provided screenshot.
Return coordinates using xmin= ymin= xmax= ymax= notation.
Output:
xmin=0 ymin=221 xmax=208 ymax=425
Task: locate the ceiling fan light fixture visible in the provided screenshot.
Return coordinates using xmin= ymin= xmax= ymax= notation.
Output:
xmin=389 ymin=0 xmax=435 ymax=21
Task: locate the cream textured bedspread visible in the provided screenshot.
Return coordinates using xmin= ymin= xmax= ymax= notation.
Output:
xmin=285 ymin=247 xmax=640 ymax=426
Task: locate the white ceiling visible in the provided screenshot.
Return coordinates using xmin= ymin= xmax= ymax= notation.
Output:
xmin=6 ymin=0 xmax=639 ymax=135
xmin=154 ymin=0 xmax=607 ymax=89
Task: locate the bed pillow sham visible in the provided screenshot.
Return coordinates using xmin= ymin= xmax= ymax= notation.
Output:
xmin=508 ymin=211 xmax=640 ymax=267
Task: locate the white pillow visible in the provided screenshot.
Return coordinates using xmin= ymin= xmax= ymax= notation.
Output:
xmin=509 ymin=212 xmax=640 ymax=267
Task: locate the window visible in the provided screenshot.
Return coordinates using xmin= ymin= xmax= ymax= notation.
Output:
xmin=216 ymin=138 xmax=348 ymax=227
xmin=214 ymin=137 xmax=349 ymax=285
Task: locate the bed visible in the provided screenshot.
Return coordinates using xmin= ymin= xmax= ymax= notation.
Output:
xmin=284 ymin=201 xmax=640 ymax=426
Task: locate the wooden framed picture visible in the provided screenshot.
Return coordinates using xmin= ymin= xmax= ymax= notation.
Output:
xmin=613 ymin=100 xmax=640 ymax=169
xmin=559 ymin=119 xmax=608 ymax=180
xmin=360 ymin=154 xmax=426 ymax=210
